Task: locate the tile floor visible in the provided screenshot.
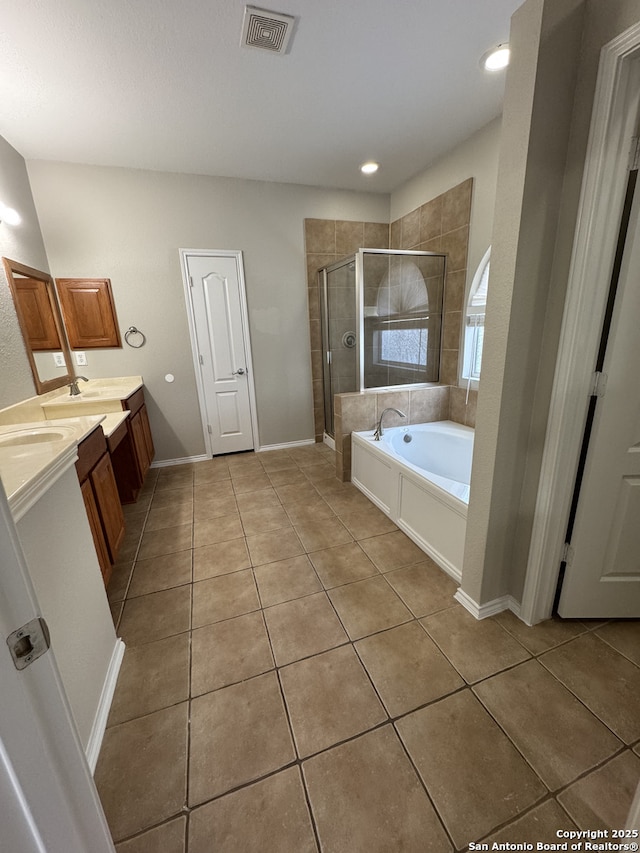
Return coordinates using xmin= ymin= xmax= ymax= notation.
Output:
xmin=97 ymin=443 xmax=640 ymax=852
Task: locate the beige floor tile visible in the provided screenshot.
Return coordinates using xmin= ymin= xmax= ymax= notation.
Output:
xmin=192 ymin=569 xmax=260 ymax=628
xmin=192 ymin=538 xmax=251 ymax=581
xmin=253 ymin=554 xmax=322 ymax=607
xmin=494 ymin=610 xmax=587 ymax=655
xmin=540 ymin=633 xmax=640 ymax=744
xmin=303 ymin=726 xmax=451 ymax=852
xmin=115 ymin=816 xmax=186 ymax=853
xmin=239 ymin=504 xmax=292 ymax=535
xmin=137 ymin=524 xmax=192 ymax=560
xmin=355 ymin=622 xmax=464 ymax=717
xmin=192 ymin=494 xmax=237 ymax=521
xmin=95 ymin=703 xmax=188 ymax=842
xmin=324 ymin=490 xmax=377 ymax=516
xmin=193 ymin=479 xmax=234 ymax=500
xmin=385 ymin=560 xmax=458 ymax=617
xmin=232 ymin=473 xmax=272 ymax=494
xmin=309 ymin=542 xmax=379 ymax=588
xmin=280 ymin=645 xmax=386 ymax=757
xmin=191 ymin=610 xmax=274 ymax=695
xmin=108 ymin=634 xmax=190 ymax=725
xmin=144 ymin=503 xmax=193 ymax=532
xmin=227 ymin=459 xmax=264 ymax=478
xmin=474 ymin=659 xmax=622 ymax=790
xmin=189 ymin=672 xmax=295 ymax=805
xmin=328 ymin=576 xmax=413 ymax=640
xmin=189 ymin=767 xmax=317 ymax=853
xmin=107 ymin=561 xmax=135 ymax=603
xmin=259 ymin=452 xmax=297 ymax=472
xmin=482 ymin=800 xmax=577 ymax=848
xmin=558 ymin=751 xmax=640 ymax=830
xmin=193 ymin=463 xmax=230 ymax=484
xmin=267 ymin=467 xmax=309 ymax=487
xmin=339 ymin=506 xmax=397 ymax=539
xmin=302 ymin=461 xmax=336 ymax=482
xmin=312 ymin=477 xmax=351 ymax=497
xmin=358 ymin=530 xmax=425 ymax=571
xmin=150 ymin=487 xmax=193 ymax=510
xmin=246 ymin=527 xmax=305 ymax=566
xmin=118 ymin=587 xmax=191 ymax=646
xmin=396 ymin=690 xmax=545 ymax=848
xmin=127 ymin=550 xmax=192 ymax=598
xmin=596 ymin=620 xmax=640 ymax=665
xmin=421 ymin=606 xmax=530 ymax=683
xmin=155 ymin=470 xmax=194 ymax=492
xmin=193 ymin=512 xmax=243 ymax=548
xmin=294 ymin=516 xmax=353 ymax=552
xmin=283 ymin=498 xmax=335 ymax=524
xmin=234 ymin=487 xmax=280 ymax=512
xmin=275 ymin=482 xmax=320 ymax=506
xmin=264 ymin=591 xmax=348 ymax=665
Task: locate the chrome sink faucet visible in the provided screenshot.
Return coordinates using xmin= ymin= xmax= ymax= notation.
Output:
xmin=373 ymin=407 xmax=406 ymax=440
xmin=68 ymin=376 xmax=89 ymax=396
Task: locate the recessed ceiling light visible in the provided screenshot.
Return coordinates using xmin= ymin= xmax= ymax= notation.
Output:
xmin=481 ymin=43 xmax=510 ymax=71
xmin=360 ymin=161 xmax=379 ymax=175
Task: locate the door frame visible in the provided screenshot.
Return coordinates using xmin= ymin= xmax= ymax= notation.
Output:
xmin=179 ymin=249 xmax=259 ymax=456
xmin=521 ymin=23 xmax=640 ymax=625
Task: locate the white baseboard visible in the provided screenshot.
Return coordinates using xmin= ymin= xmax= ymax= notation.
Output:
xmin=323 ymin=433 xmax=336 ymax=451
xmin=454 ymin=589 xmax=521 ymax=621
xmin=151 ymin=454 xmax=209 ymax=468
xmin=257 ymin=439 xmax=316 ymax=452
xmin=86 ymin=638 xmax=125 ymax=774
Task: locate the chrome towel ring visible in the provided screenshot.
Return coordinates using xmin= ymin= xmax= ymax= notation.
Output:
xmin=124 ymin=326 xmax=146 ymax=348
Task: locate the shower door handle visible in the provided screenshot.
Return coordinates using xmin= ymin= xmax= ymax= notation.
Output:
xmin=232 ymin=368 xmax=246 ymax=376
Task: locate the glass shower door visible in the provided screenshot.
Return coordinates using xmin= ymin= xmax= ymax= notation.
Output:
xmin=320 ymin=257 xmax=358 ymax=437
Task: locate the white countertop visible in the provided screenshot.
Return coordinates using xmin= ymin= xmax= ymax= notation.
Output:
xmin=40 ymin=376 xmax=143 ymax=412
xmin=0 ymin=416 xmax=106 ymax=519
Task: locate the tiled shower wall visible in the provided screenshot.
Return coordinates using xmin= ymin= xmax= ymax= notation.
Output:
xmin=304 ymin=178 xmax=476 ymax=478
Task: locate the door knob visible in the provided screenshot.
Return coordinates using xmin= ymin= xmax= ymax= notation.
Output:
xmin=232 ymin=368 xmax=246 ymax=376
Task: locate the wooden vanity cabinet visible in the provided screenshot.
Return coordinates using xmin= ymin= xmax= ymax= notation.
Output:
xmin=123 ymin=387 xmax=155 ymax=483
xmin=76 ymin=426 xmax=125 ymax=586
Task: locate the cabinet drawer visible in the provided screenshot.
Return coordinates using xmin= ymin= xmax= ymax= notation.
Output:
xmin=124 ymin=387 xmax=145 ymax=416
xmin=75 ymin=426 xmax=107 ymax=482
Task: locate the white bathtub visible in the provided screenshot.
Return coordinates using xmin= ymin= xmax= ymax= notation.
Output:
xmin=351 ymin=420 xmax=474 ymax=581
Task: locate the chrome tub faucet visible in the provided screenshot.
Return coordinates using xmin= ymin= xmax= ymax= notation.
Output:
xmin=373 ymin=407 xmax=406 ymax=440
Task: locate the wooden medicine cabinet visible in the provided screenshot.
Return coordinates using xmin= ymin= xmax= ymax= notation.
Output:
xmin=55 ymin=278 xmax=122 ymax=348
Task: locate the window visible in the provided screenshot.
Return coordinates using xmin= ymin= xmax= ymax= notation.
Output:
xmin=462 ymin=247 xmax=490 ymax=382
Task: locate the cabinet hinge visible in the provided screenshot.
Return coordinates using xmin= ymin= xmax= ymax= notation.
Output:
xmin=562 ymin=542 xmax=574 ymax=566
xmin=591 ymin=371 xmax=607 ymax=398
xmin=630 ymin=136 xmax=640 ymax=171
xmin=7 ymin=617 xmax=50 ymax=671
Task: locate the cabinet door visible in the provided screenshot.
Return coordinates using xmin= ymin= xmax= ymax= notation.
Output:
xmin=13 ymin=278 xmax=62 ymax=351
xmin=55 ymin=278 xmax=122 ymax=348
xmin=130 ymin=410 xmax=151 ymax=481
xmin=90 ymin=453 xmax=126 ymax=563
xmin=80 ymin=479 xmax=112 ymax=585
xmin=139 ymin=404 xmax=155 ymax=465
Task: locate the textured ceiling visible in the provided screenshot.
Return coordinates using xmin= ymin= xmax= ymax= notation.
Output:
xmin=0 ymin=0 xmax=523 ymax=193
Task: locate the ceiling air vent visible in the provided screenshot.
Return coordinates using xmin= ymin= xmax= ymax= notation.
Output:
xmin=241 ymin=6 xmax=296 ymax=54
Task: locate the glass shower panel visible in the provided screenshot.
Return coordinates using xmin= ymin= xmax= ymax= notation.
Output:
xmin=320 ymin=257 xmax=358 ymax=437
xmin=362 ymin=250 xmax=445 ymax=389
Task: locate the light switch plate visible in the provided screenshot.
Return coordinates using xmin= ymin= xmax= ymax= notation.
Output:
xmin=74 ymin=351 xmax=88 ymax=366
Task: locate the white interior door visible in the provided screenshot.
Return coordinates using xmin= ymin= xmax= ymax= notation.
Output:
xmin=558 ymin=181 xmax=640 ymax=618
xmin=183 ymin=251 xmax=255 ymax=456
xmin=0 ymin=484 xmax=115 ymax=852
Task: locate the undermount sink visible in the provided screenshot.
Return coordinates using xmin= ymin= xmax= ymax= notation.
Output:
xmin=0 ymin=426 xmax=77 ymax=448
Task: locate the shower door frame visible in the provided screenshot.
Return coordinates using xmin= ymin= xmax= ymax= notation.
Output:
xmin=319 ymin=248 xmax=448 ymax=439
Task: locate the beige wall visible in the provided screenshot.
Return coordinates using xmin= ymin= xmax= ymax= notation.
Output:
xmin=0 ymin=136 xmax=50 ymax=407
xmin=460 ymin=0 xmax=640 ymax=609
xmin=26 ymin=161 xmax=388 ymax=460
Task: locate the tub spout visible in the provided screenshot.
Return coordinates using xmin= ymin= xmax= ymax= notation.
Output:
xmin=373 ymin=407 xmax=406 ymax=440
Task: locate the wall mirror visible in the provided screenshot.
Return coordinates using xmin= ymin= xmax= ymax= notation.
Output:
xmin=2 ymin=257 xmax=75 ymax=394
